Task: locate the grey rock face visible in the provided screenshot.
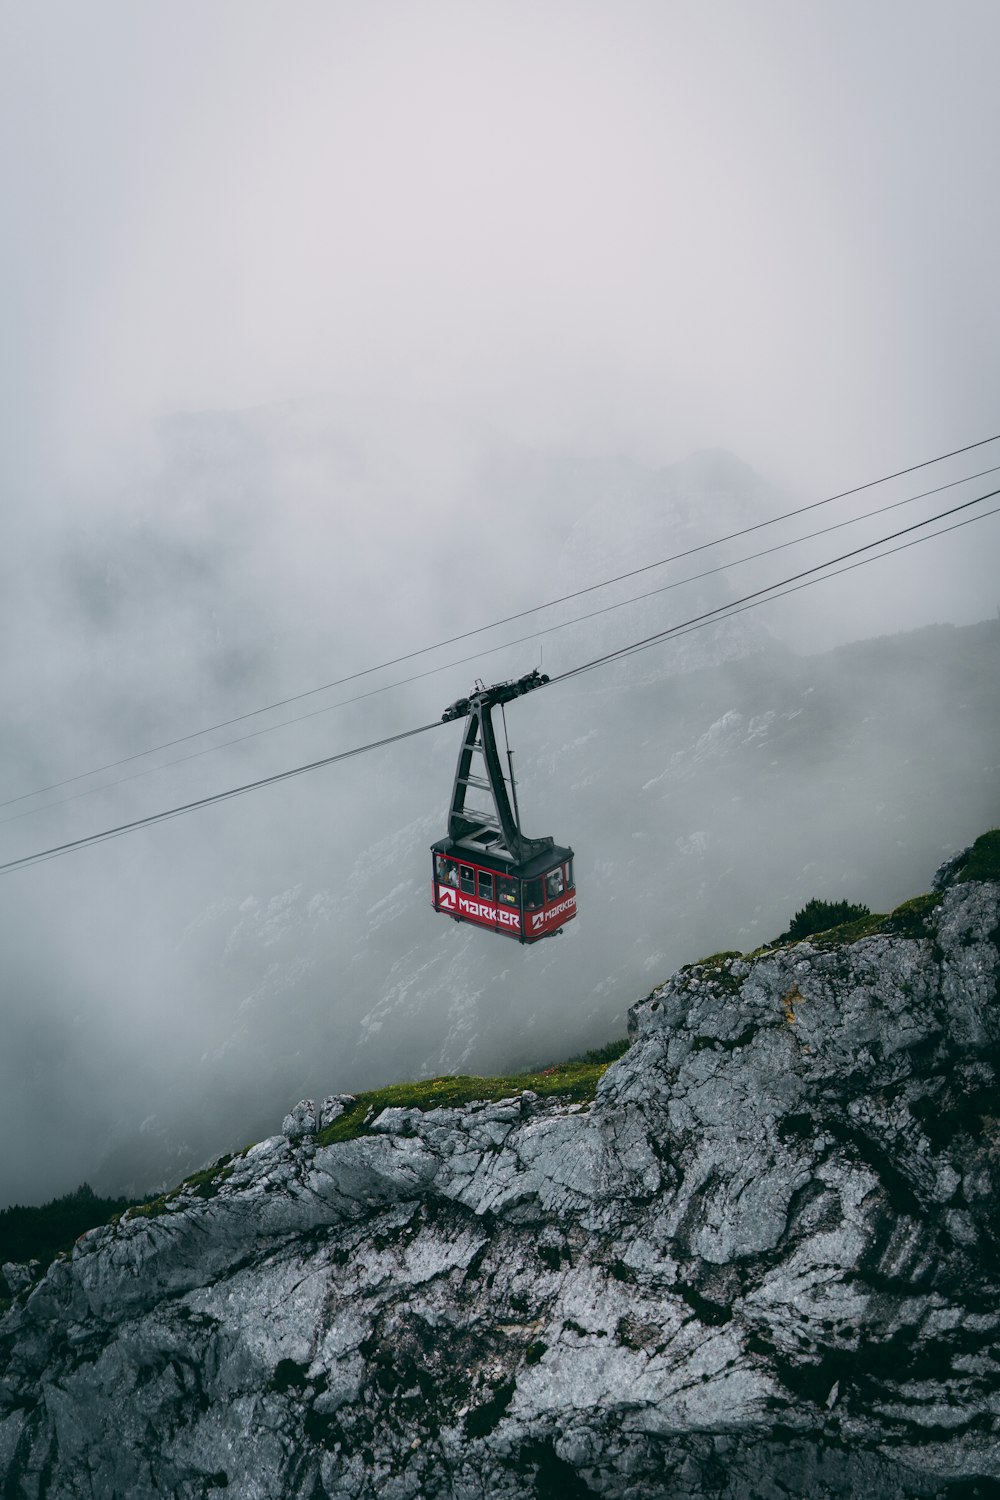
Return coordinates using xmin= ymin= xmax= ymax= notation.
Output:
xmin=282 ymin=1094 xmax=357 ymax=1140
xmin=282 ymin=1097 xmax=319 ymax=1139
xmin=0 ymin=1263 xmax=38 ymax=1299
xmin=319 ymin=1093 xmax=356 ymax=1131
xmin=932 ymin=845 xmax=975 ymax=893
xmin=2 ymin=881 xmax=999 ymax=1497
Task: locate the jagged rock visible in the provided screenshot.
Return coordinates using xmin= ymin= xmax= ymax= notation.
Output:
xmin=933 ymin=844 xmax=975 ymax=891
xmin=1 ymin=877 xmax=999 ymax=1497
xmin=1 ymin=1261 xmax=38 ymax=1298
xmin=319 ymin=1093 xmax=355 ymax=1130
xmin=281 ymin=1098 xmax=318 ymax=1139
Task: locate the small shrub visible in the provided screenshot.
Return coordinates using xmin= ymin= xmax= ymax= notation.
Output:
xmin=779 ymin=898 xmax=871 ymax=944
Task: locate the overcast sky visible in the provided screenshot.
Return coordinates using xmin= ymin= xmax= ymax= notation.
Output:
xmin=3 ymin=0 xmax=999 ymax=498
xmin=1 ymin=1 xmax=999 ymax=1206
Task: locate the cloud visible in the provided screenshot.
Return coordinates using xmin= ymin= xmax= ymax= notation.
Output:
xmin=1 ymin=1 xmax=998 ymax=1206
xmin=4 ymin=0 xmax=998 ymax=494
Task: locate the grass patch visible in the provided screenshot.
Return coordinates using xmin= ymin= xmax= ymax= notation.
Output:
xmin=678 ymin=950 xmax=744 ymax=996
xmin=125 ymin=1158 xmax=234 ymax=1222
xmin=949 ymin=829 xmax=1000 ymax=885
xmin=315 ymin=1054 xmax=624 ymax=1149
xmin=733 ymin=892 xmax=949 ymax=961
xmin=689 ymin=950 xmax=743 ymax=970
xmin=749 ymin=885 xmax=965 ymax=956
xmin=804 ymin=911 xmax=888 ymax=948
xmin=798 ymin=891 xmax=943 ymax=950
xmin=1 ymin=1045 xmax=631 ymax=1283
xmin=882 ymin=892 xmax=941 ymax=938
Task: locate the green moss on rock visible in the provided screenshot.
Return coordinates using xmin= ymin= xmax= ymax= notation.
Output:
xmin=949 ymin=829 xmax=1000 ymax=885
xmin=127 ymin=1157 xmax=234 ymax=1221
xmin=690 ymin=950 xmax=743 ymax=970
xmin=316 ymin=1058 xmax=618 ymax=1149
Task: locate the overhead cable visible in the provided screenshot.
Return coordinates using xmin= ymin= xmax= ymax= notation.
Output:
xmin=2 ymin=487 xmax=997 ymax=877
xmin=4 ymin=432 xmax=998 ymax=812
xmin=0 ymin=722 xmax=443 ymax=876
xmin=8 ymin=460 xmax=998 ymax=831
xmin=549 ymin=487 xmax=1000 ymax=685
xmin=626 ymin=504 xmax=1000 ymax=665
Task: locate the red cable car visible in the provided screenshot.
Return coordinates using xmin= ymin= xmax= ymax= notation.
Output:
xmin=431 ymin=670 xmax=577 ymax=943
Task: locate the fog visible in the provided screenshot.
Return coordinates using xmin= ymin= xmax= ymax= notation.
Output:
xmin=1 ymin=2 xmax=998 ymax=1206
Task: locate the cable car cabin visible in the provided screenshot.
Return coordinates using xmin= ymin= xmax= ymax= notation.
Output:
xmin=432 ymin=843 xmax=576 ymax=943
xmin=430 ymin=669 xmax=577 ymax=944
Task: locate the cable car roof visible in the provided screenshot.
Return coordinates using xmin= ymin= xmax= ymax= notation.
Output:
xmin=431 ymin=837 xmax=574 ymax=880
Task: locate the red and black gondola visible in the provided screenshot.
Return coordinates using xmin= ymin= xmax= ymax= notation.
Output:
xmin=431 ymin=670 xmax=577 ymax=943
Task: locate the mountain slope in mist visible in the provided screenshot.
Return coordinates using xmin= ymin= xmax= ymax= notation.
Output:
xmin=3 ymin=840 xmax=999 ymax=1498
xmin=2 ymin=413 xmax=996 ymax=1209
xmin=1 ymin=427 xmax=787 ymax=1209
xmin=92 ymin=616 xmax=1000 ymax=1200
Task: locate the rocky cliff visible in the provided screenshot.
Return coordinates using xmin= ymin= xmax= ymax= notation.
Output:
xmin=2 ymin=840 xmax=999 ymax=1498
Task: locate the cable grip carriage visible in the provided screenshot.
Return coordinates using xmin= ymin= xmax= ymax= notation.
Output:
xmin=431 ymin=669 xmax=576 ymax=943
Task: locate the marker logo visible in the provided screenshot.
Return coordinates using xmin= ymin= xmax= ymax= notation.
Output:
xmin=531 ymin=893 xmax=577 ymax=930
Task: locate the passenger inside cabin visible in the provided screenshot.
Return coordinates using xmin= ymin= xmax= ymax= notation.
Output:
xmin=497 ymin=877 xmax=518 ymax=905
xmin=524 ymin=879 xmax=543 ymax=909
xmin=546 ymin=869 xmax=564 ymax=899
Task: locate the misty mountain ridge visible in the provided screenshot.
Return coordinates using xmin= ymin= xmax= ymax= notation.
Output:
xmin=1 ymin=415 xmax=996 ymax=1210
xmin=89 ymin=613 xmax=999 ymax=1206
xmin=1 ymin=425 xmax=786 ymax=1205
xmin=2 ymin=835 xmax=999 ymax=1497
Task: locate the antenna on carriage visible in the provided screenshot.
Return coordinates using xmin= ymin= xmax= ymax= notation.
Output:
xmin=431 ymin=669 xmax=576 ymax=944
xmin=500 ymin=701 xmax=522 ymax=834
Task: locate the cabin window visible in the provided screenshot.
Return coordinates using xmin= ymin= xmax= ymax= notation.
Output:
xmin=545 ymin=867 xmax=564 ymax=900
xmin=524 ymin=879 xmax=543 ymax=909
xmin=478 ymin=871 xmax=494 ymax=902
xmin=460 ymin=865 xmax=475 ymax=894
xmin=564 ymin=859 xmax=574 ymax=889
xmin=497 ymin=876 xmax=518 ymax=906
